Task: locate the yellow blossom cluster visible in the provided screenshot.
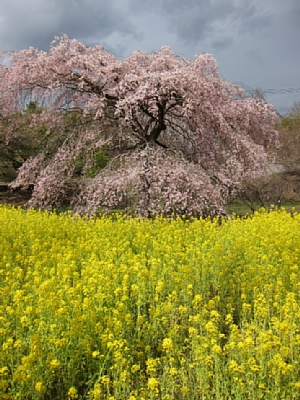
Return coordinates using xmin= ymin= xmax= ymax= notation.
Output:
xmin=1 ymin=205 xmax=300 ymax=399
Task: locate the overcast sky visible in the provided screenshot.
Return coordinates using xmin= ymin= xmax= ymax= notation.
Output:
xmin=1 ymin=0 xmax=299 ymax=114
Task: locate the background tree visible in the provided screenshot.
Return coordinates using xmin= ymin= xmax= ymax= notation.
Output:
xmin=238 ymin=174 xmax=291 ymax=213
xmin=275 ymin=101 xmax=300 ymax=167
xmin=0 ymin=35 xmax=278 ymax=216
xmin=238 ymin=101 xmax=300 ymax=212
xmin=273 ymin=101 xmax=300 ymax=201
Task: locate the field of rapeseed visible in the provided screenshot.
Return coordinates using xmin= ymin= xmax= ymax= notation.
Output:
xmin=1 ymin=206 xmax=300 ymax=399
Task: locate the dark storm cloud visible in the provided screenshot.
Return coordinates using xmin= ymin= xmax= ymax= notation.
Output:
xmin=129 ymin=0 xmax=299 ymax=114
xmin=127 ymin=0 xmax=273 ymax=47
xmin=128 ymin=0 xmax=238 ymax=44
xmin=0 ymin=0 xmax=137 ymax=51
xmin=0 ymin=0 xmax=299 ymax=113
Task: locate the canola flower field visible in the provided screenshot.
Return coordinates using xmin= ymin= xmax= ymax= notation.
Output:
xmin=1 ymin=205 xmax=300 ymax=399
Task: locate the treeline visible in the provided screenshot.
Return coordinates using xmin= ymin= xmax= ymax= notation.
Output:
xmin=238 ymin=101 xmax=300 ymax=211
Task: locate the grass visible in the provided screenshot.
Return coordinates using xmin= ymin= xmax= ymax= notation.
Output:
xmin=225 ymin=199 xmax=300 ymax=216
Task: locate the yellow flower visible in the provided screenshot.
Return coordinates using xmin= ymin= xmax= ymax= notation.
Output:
xmin=50 ymin=359 xmax=61 ymax=370
xmin=205 ymin=321 xmax=217 ymax=334
xmin=146 ymin=358 xmax=157 ymax=374
xmin=210 ymin=310 xmax=220 ymax=320
xmin=35 ymin=382 xmax=46 ymax=392
xmin=181 ymin=386 xmax=190 ymax=395
xmin=131 ymin=364 xmax=140 ymax=373
xmin=212 ymin=344 xmax=222 ymax=355
xmin=250 ymin=364 xmax=260 ymax=373
xmin=259 ymin=383 xmax=265 ymax=389
xmin=68 ymin=387 xmax=78 ymax=399
xmin=189 ymin=327 xmax=198 ymax=336
xmin=100 ymin=375 xmax=110 ymax=385
xmin=13 ymin=339 xmax=23 ymax=349
xmin=0 ymin=380 xmax=9 ymax=391
xmin=2 ymin=338 xmax=13 ymax=351
xmin=162 ymin=338 xmax=174 ymax=352
xmin=0 ymin=366 xmax=9 ymax=376
xmin=148 ymin=377 xmax=159 ymax=390
xmin=225 ymin=314 xmax=233 ymax=325
xmin=88 ymin=383 xmax=101 ymax=399
xmin=155 ymin=280 xmax=164 ymax=293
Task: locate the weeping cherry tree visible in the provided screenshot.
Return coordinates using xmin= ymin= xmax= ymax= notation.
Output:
xmin=0 ymin=35 xmax=278 ymax=216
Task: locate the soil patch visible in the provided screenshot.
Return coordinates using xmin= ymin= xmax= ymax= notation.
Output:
xmin=0 ymin=184 xmax=32 ymax=207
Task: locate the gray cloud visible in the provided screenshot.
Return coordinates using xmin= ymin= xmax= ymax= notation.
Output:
xmin=0 ymin=0 xmax=299 ymax=113
xmin=212 ymin=38 xmax=233 ymax=51
xmin=0 ymin=0 xmax=137 ymax=51
xmin=235 ymin=4 xmax=272 ymax=37
xmin=128 ymin=0 xmax=238 ymax=44
xmin=127 ymin=0 xmax=274 ymax=47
